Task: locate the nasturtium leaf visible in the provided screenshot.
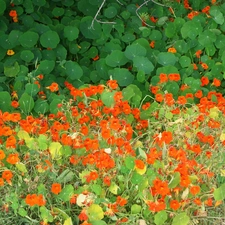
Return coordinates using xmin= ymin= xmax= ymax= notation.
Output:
xmin=4 ymin=62 xmax=20 ymax=77
xmin=52 ymin=7 xmax=65 ymax=17
xmin=165 ymin=82 xmax=179 ymax=96
xmin=215 ymin=35 xmax=225 ymax=49
xmin=17 ymin=130 xmax=30 ymax=141
xmin=213 ymin=183 xmax=225 ymax=201
xmin=140 ymin=101 xmax=159 ymax=120
xmin=125 ymin=156 xmax=135 ymax=170
xmin=181 ymin=21 xmax=202 ymax=40
xmin=210 ymin=6 xmax=224 ymax=25
xmin=37 ymin=60 xmax=55 ymax=74
xmin=133 ymin=56 xmax=154 ymax=74
xmin=121 ymin=33 xmax=136 ymax=43
xmin=55 ymin=44 xmax=67 ymax=60
xmin=149 ymin=30 xmax=162 ymax=40
xmin=20 ymin=50 xmax=34 ymax=62
xmin=63 ymin=217 xmax=73 ymax=225
xmin=91 ymin=184 xmax=102 ymax=195
xmin=111 ymin=68 xmax=134 ymax=86
xmin=85 ymin=46 xmax=98 ymax=58
xmin=91 ymin=221 xmax=107 ymax=225
xmin=100 ymin=90 xmax=115 ymax=107
xmin=65 ymin=61 xmax=83 ymax=80
xmin=131 ymin=172 xmax=144 ymax=184
xmin=37 ymin=134 xmax=48 ymax=150
xmin=157 ymin=16 xmax=168 ymax=26
xmin=8 ymin=30 xmax=22 ymax=48
xmin=104 ymin=6 xmax=117 ymax=18
xmin=179 ymin=56 xmax=191 ymax=68
xmin=19 ymin=31 xmax=39 ymax=48
xmin=105 ymin=50 xmax=128 ymax=67
xmin=122 ymin=86 xmax=135 ymax=101
xmin=25 ymin=83 xmax=39 ymax=96
xmin=124 ymin=43 xmax=147 ymax=60
xmin=58 ymin=184 xmax=74 ymax=202
xmin=198 ymin=30 xmax=216 ymax=46
xmin=131 ymin=204 xmax=142 ymax=214
xmin=137 ymin=70 xmax=145 ymax=83
xmin=64 ymin=26 xmax=79 ymax=41
xmin=78 ymin=0 xmax=97 ymax=16
xmin=18 ymin=208 xmax=27 ymax=217
xmin=33 ymin=0 xmax=46 ymax=6
xmin=121 ymin=10 xmax=131 ymax=20
xmin=18 ymin=93 xmax=34 ymax=114
xmin=169 ymin=172 xmax=180 ymax=188
xmin=40 ymin=30 xmax=60 ymax=48
xmin=16 ymin=163 xmax=28 ymax=173
xmin=0 ymin=92 xmax=11 ymax=112
xmin=49 ymin=142 xmax=62 ymax=160
xmin=165 ymin=22 xmax=177 ymax=38
xmin=154 ymin=211 xmax=168 ymax=225
xmin=109 ymin=182 xmax=119 ymax=195
xmin=172 ymin=212 xmax=190 ymax=225
xmin=57 ymin=169 xmax=74 ymax=183
xmin=157 ymin=52 xmax=177 ymax=66
xmin=0 ymin=0 xmax=6 ymax=15
xmin=34 ymin=99 xmax=49 ymax=114
xmin=40 ymin=206 xmax=54 ymax=222
xmin=80 ymin=16 xmax=102 ymax=39
xmin=87 ymin=204 xmax=104 ymax=221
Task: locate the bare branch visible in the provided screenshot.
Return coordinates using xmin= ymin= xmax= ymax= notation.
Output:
xmin=90 ymin=0 xmax=116 ymax=30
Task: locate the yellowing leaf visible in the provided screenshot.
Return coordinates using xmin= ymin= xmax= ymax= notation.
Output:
xmin=63 ymin=217 xmax=73 ymax=225
xmin=16 ymin=162 xmax=28 ymax=173
xmin=209 ymin=107 xmax=219 ymax=119
xmin=49 ymin=142 xmax=62 ymax=159
xmin=215 ymin=200 xmax=223 ymax=207
xmin=135 ymin=165 xmax=147 ymax=175
xmin=134 ymin=141 xmax=143 ymax=149
xmin=220 ymin=170 xmax=225 ymax=177
xmin=109 ymin=182 xmax=119 ymax=195
xmin=87 ymin=204 xmax=104 ymax=221
xmin=17 ymin=130 xmax=30 ymax=140
xmin=220 ymin=133 xmax=225 ymax=142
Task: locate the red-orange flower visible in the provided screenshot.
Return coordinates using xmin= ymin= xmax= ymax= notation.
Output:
xmin=51 ymin=183 xmax=62 ymax=195
xmin=190 ymin=185 xmax=200 ymax=195
xmin=170 ymin=200 xmax=180 ymax=210
xmin=107 ymin=80 xmax=118 ymax=89
xmin=0 ymin=150 xmax=5 ymax=160
xmin=212 ymin=78 xmax=221 ymax=87
xmin=2 ymin=170 xmax=13 ymax=181
xmin=135 ymin=159 xmax=145 ymax=169
xmin=7 ymin=153 xmax=20 ymax=165
xmin=47 ymin=82 xmax=59 ymax=92
xmin=9 ymin=10 xmax=17 ymax=17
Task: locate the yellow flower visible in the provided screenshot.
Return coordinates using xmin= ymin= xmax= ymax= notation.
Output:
xmin=7 ymin=50 xmax=15 ymax=56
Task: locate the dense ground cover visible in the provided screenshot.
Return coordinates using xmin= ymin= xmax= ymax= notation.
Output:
xmin=1 ymin=0 xmax=225 ymax=224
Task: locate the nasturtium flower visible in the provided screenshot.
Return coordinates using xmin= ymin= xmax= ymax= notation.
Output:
xmin=51 ymin=183 xmax=62 ymax=195
xmin=9 ymin=10 xmax=17 ymax=17
xmin=7 ymin=49 xmax=15 ymax=56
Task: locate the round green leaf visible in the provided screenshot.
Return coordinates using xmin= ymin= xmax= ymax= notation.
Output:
xmin=50 ymin=99 xmax=61 ymax=114
xmin=179 ymin=56 xmax=191 ymax=68
xmin=64 ymin=26 xmax=79 ymax=41
xmin=100 ymin=90 xmax=115 ymax=107
xmin=40 ymin=30 xmax=60 ymax=48
xmin=4 ymin=62 xmax=20 ymax=77
xmin=165 ymin=82 xmax=179 ymax=95
xmin=157 ymin=52 xmax=178 ymax=66
xmin=121 ymin=33 xmax=136 ymax=43
xmin=154 ymin=211 xmax=168 ymax=225
xmin=33 ymin=0 xmax=46 ymax=6
xmin=25 ymin=83 xmax=39 ymax=96
xmin=181 ymin=21 xmax=203 ymax=40
xmin=52 ymin=7 xmax=65 ymax=17
xmin=58 ymin=184 xmax=74 ymax=202
xmin=210 ymin=6 xmax=224 ymax=25
xmin=105 ymin=50 xmax=128 ymax=67
xmin=131 ymin=172 xmax=144 ymax=185
xmin=18 ymin=93 xmax=35 ymax=114
xmin=24 ymin=0 xmax=34 ymax=14
xmin=80 ymin=16 xmax=102 ymax=39
xmin=78 ymin=0 xmax=98 ymax=16
xmin=122 ymin=86 xmax=135 ymax=101
xmin=137 ymin=70 xmax=145 ymax=83
xmin=125 ymin=156 xmax=135 ymax=170
xmin=165 ymin=22 xmax=176 ymax=38
xmin=174 ymin=40 xmax=189 ymax=54
xmin=172 ymin=212 xmax=190 ymax=225
xmin=19 ymin=31 xmax=39 ymax=48
xmin=131 ymin=204 xmax=142 ymax=214
xmin=125 ymin=43 xmax=147 ymax=60
xmin=20 ymin=50 xmax=34 ymax=62
xmin=149 ymin=30 xmax=162 ymax=41
xmin=65 ymin=61 xmax=83 ymax=80
xmin=55 ymin=44 xmax=67 ymax=60
xmin=0 ymin=92 xmax=11 ymax=112
xmin=0 ymin=0 xmax=6 ymax=15
xmin=133 ymin=56 xmax=154 ymax=74
xmin=37 ymin=60 xmax=55 ymax=74
xmin=112 ymin=68 xmax=134 ymax=86
xmin=8 ymin=30 xmax=22 ymax=48
xmin=104 ymin=6 xmax=117 ymax=19
xmin=198 ymin=30 xmax=216 ymax=46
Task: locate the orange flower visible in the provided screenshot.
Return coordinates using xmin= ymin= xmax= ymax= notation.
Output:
xmin=103 ymin=176 xmax=111 ymax=186
xmin=149 ymin=40 xmax=155 ymax=48
xmin=7 ymin=153 xmax=20 ymax=165
xmin=86 ymin=171 xmax=98 ymax=183
xmin=195 ymin=90 xmax=203 ymax=98
xmin=0 ymin=178 xmax=4 ymax=186
xmin=47 ymin=82 xmax=59 ymax=92
xmin=195 ymin=50 xmax=202 ymax=58
xmin=177 ymin=96 xmax=187 ymax=105
xmin=193 ymin=63 xmax=198 ymax=70
xmin=9 ymin=10 xmax=17 ymax=17
xmin=0 ymin=150 xmax=5 ymax=160
xmin=168 ymin=73 xmax=180 ymax=81
xmin=202 ymin=6 xmax=210 ymax=14
xmin=11 ymin=100 xmax=19 ymax=108
xmin=92 ymin=55 xmax=99 ymax=61
xmin=2 ymin=170 xmax=13 ymax=181
xmin=7 ymin=49 xmax=15 ymax=56
xmin=150 ymin=86 xmax=159 ymax=94
xmin=159 ymin=73 xmax=168 ymax=83
xmin=212 ymin=78 xmax=221 ymax=87
xmin=51 ymin=183 xmax=62 ymax=195
xmin=170 ymin=200 xmax=180 ymax=210
xmin=201 ymin=63 xmax=208 ymax=70
xmin=201 ymin=76 xmax=209 ymax=86
xmin=25 ymin=194 xmax=37 ymax=207
xmin=6 ymin=135 xmax=16 ymax=148
xmin=168 ymin=47 xmax=177 ymax=53
xmin=116 ymin=196 xmax=127 ymax=206
xmin=194 ymin=198 xmax=202 ymax=206
xmin=135 ymin=159 xmax=145 ymax=169
xmin=107 ymin=80 xmax=118 ymax=89
xmin=190 ymin=186 xmax=200 ymax=195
